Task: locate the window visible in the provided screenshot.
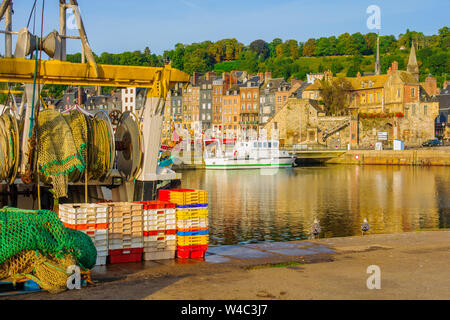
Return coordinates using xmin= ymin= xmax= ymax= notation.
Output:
xmin=397 ymin=89 xmax=401 ymax=98
xmin=369 ymin=94 xmax=373 ymax=103
xmin=125 ymin=97 xmax=128 ymax=103
xmin=248 ymin=93 xmax=251 ymax=99
xmin=362 ymin=94 xmax=366 ymax=103
xmin=263 ymin=142 xmax=267 ymax=148
xmin=377 ymin=92 xmax=381 ymax=102
xmin=234 ymin=99 xmax=237 ymax=104
xmin=253 ymin=103 xmax=257 ymax=110
xmin=254 ymin=93 xmax=257 ymax=99
xmin=247 ymin=104 xmax=251 ymax=110
xmin=268 ymin=142 xmax=272 ymax=148
xmin=242 ymin=94 xmax=245 ymax=100
xmin=368 ymin=81 xmax=373 ymax=88
xmin=424 ymin=105 xmax=428 ymax=115
xmin=361 ymin=82 xmax=365 ymax=89
xmin=224 ymin=99 xmax=227 ymax=105
xmin=283 ymin=96 xmax=286 ymax=102
xmin=241 ymin=104 xmax=245 ymax=110
xmin=208 ymin=103 xmax=211 ymax=109
xmin=277 ymin=96 xmax=281 ymax=102
xmin=202 ymin=103 xmax=206 ymax=109
xmin=411 ymin=87 xmax=415 ymax=97
xmin=207 ymin=114 xmax=211 ymax=120
xmin=258 ymin=142 xmax=262 ymax=148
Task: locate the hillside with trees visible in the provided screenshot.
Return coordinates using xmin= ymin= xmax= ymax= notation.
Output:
xmin=33 ymin=27 xmax=449 ymax=99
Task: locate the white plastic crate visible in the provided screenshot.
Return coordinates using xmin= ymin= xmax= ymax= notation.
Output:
xmin=96 ymin=255 xmax=107 ymax=266
xmin=143 ymin=250 xmax=175 ymax=261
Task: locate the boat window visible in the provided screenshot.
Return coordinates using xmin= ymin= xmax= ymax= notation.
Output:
xmin=258 ymin=142 xmax=262 ymax=148
xmin=263 ymin=142 xmax=267 ymax=148
xmin=274 ymin=142 xmax=278 ymax=148
xmin=268 ymin=142 xmax=272 ymax=148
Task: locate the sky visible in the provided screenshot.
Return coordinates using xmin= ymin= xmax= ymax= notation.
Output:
xmin=1 ymin=0 xmax=449 ymax=56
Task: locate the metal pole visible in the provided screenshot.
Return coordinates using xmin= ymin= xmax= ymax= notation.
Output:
xmin=4 ymin=2 xmax=12 ymax=57
xmin=59 ymin=1 xmax=67 ymax=60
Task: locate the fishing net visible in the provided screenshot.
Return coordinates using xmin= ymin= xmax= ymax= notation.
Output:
xmin=37 ymin=109 xmax=86 ymax=198
xmin=87 ymin=117 xmax=111 ymax=181
xmin=0 ymin=207 xmax=97 ymax=293
xmin=37 ymin=109 xmax=112 ymax=198
xmin=0 ymin=250 xmax=77 ymax=294
xmin=0 ymin=112 xmax=18 ymax=183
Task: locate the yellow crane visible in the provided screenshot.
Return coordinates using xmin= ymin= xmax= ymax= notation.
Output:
xmin=0 ymin=0 xmax=190 ymax=203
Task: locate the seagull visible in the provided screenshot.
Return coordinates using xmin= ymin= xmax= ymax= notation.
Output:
xmin=361 ymin=218 xmax=370 ymax=236
xmin=311 ymin=218 xmax=321 ymax=239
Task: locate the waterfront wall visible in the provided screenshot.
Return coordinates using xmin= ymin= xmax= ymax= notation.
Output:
xmin=326 ymin=147 xmax=450 ymax=166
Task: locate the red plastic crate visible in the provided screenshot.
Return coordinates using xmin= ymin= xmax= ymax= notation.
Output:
xmin=144 ymin=229 xmax=176 ymax=236
xmin=108 ymin=254 xmax=142 ymax=264
xmin=133 ymin=200 xmax=176 ymax=209
xmin=108 ymin=248 xmax=143 ymax=264
xmin=176 ymin=245 xmax=208 ymax=259
xmin=159 ymin=189 xmax=196 ymax=202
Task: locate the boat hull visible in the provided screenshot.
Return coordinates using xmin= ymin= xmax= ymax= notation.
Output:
xmin=204 ymin=158 xmax=295 ymax=169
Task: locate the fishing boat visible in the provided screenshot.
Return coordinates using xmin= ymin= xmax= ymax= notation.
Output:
xmin=204 ymin=139 xmax=295 ymax=169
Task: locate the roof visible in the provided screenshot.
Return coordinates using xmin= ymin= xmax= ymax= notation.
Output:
xmin=397 ymin=71 xmax=419 ymax=84
xmin=345 ymin=74 xmax=389 ymax=89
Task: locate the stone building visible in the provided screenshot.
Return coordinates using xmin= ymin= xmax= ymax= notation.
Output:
xmin=263 ymin=98 xmax=325 ymax=147
xmin=299 ymin=43 xmax=440 ymax=148
xmin=223 ymin=85 xmax=241 ymax=137
xmin=259 ymin=77 xmax=284 ymax=125
xmin=199 ymin=74 xmax=213 ymax=130
xmin=239 ymin=78 xmax=261 ymax=132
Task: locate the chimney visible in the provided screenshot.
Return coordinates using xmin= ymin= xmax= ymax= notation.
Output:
xmin=192 ymin=72 xmax=200 ymax=86
xmin=392 ymin=61 xmax=398 ymax=72
xmin=265 ymin=71 xmax=272 ymax=81
xmin=205 ymin=71 xmax=215 ymax=81
xmin=387 ymin=67 xmax=392 ymax=75
xmin=423 ymin=75 xmax=438 ymax=96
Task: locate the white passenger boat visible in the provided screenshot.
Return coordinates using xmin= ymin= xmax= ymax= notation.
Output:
xmin=204 ymin=139 xmax=295 ymax=169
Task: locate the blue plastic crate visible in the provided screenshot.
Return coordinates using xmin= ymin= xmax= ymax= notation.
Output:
xmin=177 ymin=229 xmax=210 ymax=236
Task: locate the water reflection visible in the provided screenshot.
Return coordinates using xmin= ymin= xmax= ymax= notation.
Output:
xmin=180 ymin=166 xmax=450 ymax=245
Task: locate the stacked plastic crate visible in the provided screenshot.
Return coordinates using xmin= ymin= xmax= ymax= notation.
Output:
xmin=159 ymin=189 xmax=209 ymax=259
xmin=135 ymin=200 xmax=177 ymax=260
xmin=103 ymin=202 xmax=144 ymax=264
xmin=59 ymin=203 xmax=109 ymax=266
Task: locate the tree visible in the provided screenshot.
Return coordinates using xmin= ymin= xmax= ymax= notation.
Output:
xmin=438 ymin=26 xmax=450 ymax=48
xmin=303 ymin=38 xmax=316 ymax=57
xmin=337 ymin=33 xmax=353 ymax=55
xmin=249 ymin=39 xmax=270 ymax=60
xmin=269 ymin=38 xmax=283 ymax=57
xmin=320 ymin=78 xmax=353 ymax=116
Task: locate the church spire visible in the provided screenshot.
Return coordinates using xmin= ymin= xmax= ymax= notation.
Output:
xmin=407 ymin=41 xmax=419 ymax=81
xmin=375 ymin=35 xmax=381 ymax=75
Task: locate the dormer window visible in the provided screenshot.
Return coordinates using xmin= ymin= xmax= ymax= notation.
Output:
xmin=369 ymin=81 xmax=373 ymax=88
xmin=361 ymin=82 xmax=365 ymax=89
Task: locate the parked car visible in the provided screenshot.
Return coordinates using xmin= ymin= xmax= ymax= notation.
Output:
xmin=422 ymin=138 xmax=442 ymax=147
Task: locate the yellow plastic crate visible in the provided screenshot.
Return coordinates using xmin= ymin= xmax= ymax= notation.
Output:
xmin=177 ymin=234 xmax=209 ymax=246
xmin=176 ymin=208 xmax=209 ymax=219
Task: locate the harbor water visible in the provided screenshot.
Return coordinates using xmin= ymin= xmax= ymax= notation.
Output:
xmin=179 ymin=165 xmax=450 ymax=245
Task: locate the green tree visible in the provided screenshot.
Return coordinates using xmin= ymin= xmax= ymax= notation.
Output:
xmin=249 ymin=39 xmax=270 ymax=60
xmin=303 ymin=38 xmax=316 ymax=57
xmin=320 ymin=78 xmax=353 ymax=116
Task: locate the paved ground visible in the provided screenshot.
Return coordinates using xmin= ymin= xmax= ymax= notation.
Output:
xmin=3 ymin=231 xmax=450 ymax=300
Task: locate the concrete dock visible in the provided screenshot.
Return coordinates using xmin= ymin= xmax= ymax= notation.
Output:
xmin=6 ymin=231 xmax=449 ymax=300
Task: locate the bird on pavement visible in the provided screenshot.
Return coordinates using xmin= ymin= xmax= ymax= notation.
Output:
xmin=361 ymin=218 xmax=370 ymax=235
xmin=311 ymin=218 xmax=321 ymax=239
